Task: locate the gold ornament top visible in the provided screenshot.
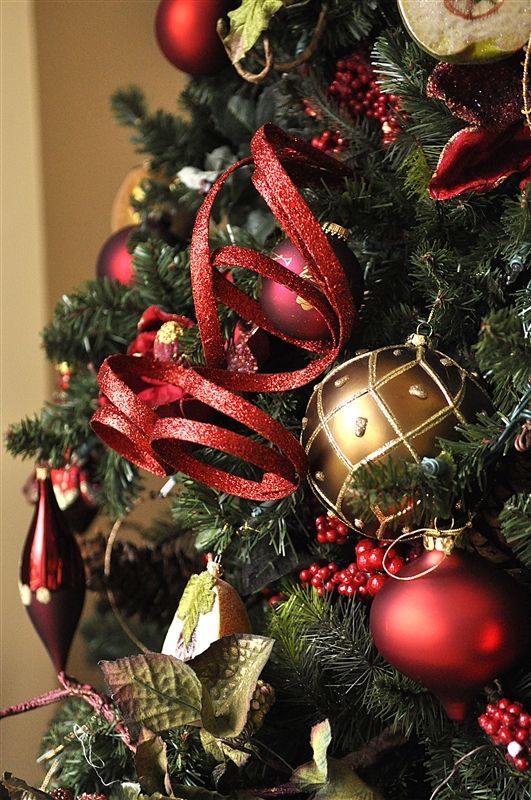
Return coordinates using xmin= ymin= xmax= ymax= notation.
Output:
xmin=35 ymin=465 xmax=50 ymax=480
xmin=155 ymin=320 xmax=185 ymax=344
xmin=321 ymin=221 xmax=350 ymax=241
xmin=423 ymin=519 xmax=472 ymax=554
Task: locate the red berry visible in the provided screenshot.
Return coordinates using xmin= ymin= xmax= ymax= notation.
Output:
xmin=299 ymin=570 xmax=311 ymax=583
xmin=508 ymin=703 xmax=523 ymax=716
xmin=324 ymin=581 xmax=335 ymax=592
xmin=519 ymin=714 xmax=531 ymax=728
xmin=355 ymin=538 xmax=376 ymax=556
xmin=316 ymin=515 xmax=327 ymax=527
xmin=357 ymin=585 xmax=369 ymax=598
xmin=502 ymin=712 xmax=515 ymax=726
xmin=347 ymin=562 xmax=357 ymax=574
xmin=486 ymin=704 xmax=497 ymax=715
xmin=353 ymin=571 xmax=367 ymax=587
xmin=478 ymin=714 xmax=489 ymax=729
xmin=513 ymin=756 xmax=529 ymax=772
xmin=367 ymin=574 xmax=387 ymax=596
xmin=315 ymin=586 xmax=325 ymax=597
xmin=498 ymin=698 xmax=510 ymax=710
xmin=367 ymin=549 xmax=384 ymax=570
xmin=499 ymin=726 xmax=513 ymax=744
xmin=387 ymin=556 xmax=405 ymax=575
xmin=328 ymin=562 xmax=338 ymax=572
xmin=309 ymin=563 xmax=319 ymax=574
xmin=345 ymin=584 xmax=355 ymax=596
xmin=318 ymin=567 xmax=331 ymax=580
xmin=335 ymin=521 xmax=348 ymax=536
xmin=485 ymin=719 xmax=501 ymax=736
xmin=317 ymin=532 xmax=327 ymax=543
xmin=357 ymin=553 xmax=370 ymax=570
xmin=515 ymin=728 xmax=529 ymax=743
xmin=311 ymin=575 xmax=322 ymax=587
xmin=338 ymin=583 xmax=348 ymax=595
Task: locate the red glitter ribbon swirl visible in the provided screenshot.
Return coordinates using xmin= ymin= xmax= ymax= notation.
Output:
xmin=91 ymin=124 xmax=355 ymax=500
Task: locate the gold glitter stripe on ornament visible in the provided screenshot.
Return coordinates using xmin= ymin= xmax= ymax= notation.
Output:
xmin=368 ymin=350 xmax=421 ymax=462
xmin=307 ymin=472 xmax=352 ymax=527
xmin=302 ymin=351 xmax=419 ymax=455
xmin=419 ymin=356 xmax=467 ymax=425
xmin=316 ymin=380 xmax=357 ymax=472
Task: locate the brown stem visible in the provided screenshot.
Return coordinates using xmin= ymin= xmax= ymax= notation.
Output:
xmin=217 ymin=2 xmax=327 ymax=85
xmin=0 ymin=673 xmax=135 ymax=753
xmin=340 ymin=727 xmax=407 ymax=770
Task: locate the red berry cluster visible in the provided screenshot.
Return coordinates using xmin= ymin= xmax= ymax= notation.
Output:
xmin=478 ymin=698 xmax=531 ymax=772
xmin=310 ymin=130 xmax=347 ymax=155
xmin=315 ymin=514 xmax=349 ymax=545
xmin=306 ymin=50 xmax=401 ymax=155
xmin=299 ymin=537 xmax=406 ymax=600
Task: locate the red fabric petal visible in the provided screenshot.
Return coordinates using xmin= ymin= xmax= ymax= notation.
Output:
xmin=427 ymin=57 xmax=523 ymax=131
xmin=429 ymin=123 xmax=531 ymax=201
xmin=137 ymin=383 xmax=187 ymax=409
xmin=128 ymin=330 xmax=157 ymax=356
xmin=137 ymin=305 xmax=194 ymax=333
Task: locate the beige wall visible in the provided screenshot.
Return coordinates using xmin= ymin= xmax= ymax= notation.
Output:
xmin=1 ymin=0 xmax=187 ymax=781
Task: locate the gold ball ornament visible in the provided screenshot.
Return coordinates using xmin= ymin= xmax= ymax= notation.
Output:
xmin=162 ymin=558 xmax=251 ymax=661
xmin=301 ymin=333 xmax=491 ymax=531
xmin=111 ymin=165 xmax=149 ymax=232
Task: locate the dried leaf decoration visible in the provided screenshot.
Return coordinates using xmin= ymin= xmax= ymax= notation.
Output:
xmin=100 ymin=653 xmax=203 ymax=732
xmin=223 ymin=0 xmax=283 ymax=63
xmin=176 ymin=570 xmax=216 ymax=645
xmin=190 ymin=634 xmax=274 ymax=739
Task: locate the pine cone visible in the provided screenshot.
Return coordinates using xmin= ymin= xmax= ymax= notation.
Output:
xmin=240 ymin=680 xmax=276 ymax=739
xmin=79 ymin=529 xmax=203 ymax=625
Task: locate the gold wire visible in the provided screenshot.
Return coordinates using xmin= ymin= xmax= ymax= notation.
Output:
xmin=104 ymin=514 xmax=150 ymax=653
xmin=523 ymin=34 xmax=531 ymax=130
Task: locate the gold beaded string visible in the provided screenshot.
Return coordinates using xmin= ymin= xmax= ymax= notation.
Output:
xmin=523 ymin=34 xmax=531 ymax=130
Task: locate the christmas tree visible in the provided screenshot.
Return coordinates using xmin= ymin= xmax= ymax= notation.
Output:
xmin=2 ymin=1 xmax=531 ymax=799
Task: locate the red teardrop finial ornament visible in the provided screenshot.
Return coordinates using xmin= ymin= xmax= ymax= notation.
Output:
xmin=369 ymin=544 xmax=531 ymax=720
xmin=19 ymin=465 xmax=86 ymax=673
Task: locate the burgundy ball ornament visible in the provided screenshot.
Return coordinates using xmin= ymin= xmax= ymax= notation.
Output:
xmin=96 ymin=225 xmax=136 ymax=285
xmin=155 ymin=0 xmax=235 ymax=76
xmin=19 ymin=465 xmax=86 ymax=673
xmin=259 ymin=222 xmax=363 ymax=341
xmin=370 ymin=536 xmax=531 ymax=721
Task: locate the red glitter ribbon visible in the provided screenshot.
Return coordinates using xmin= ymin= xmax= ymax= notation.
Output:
xmin=91 ymin=124 xmax=355 ymax=500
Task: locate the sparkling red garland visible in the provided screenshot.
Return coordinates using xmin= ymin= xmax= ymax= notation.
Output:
xmin=91 ymin=125 xmax=355 ymax=502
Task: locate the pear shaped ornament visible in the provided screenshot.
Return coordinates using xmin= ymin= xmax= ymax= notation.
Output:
xmin=162 ymin=557 xmax=251 ymax=661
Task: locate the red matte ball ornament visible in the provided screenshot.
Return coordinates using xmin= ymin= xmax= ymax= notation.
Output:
xmin=96 ymin=226 xmax=136 ymax=285
xmin=370 ymin=532 xmax=531 ymax=721
xmin=155 ymin=0 xmax=235 ymax=76
xmin=260 ymin=222 xmax=363 ymax=341
xmin=19 ymin=465 xmax=86 ymax=673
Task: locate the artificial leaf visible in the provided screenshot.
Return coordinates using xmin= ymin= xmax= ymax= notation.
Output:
xmin=190 ymin=634 xmax=274 ymax=739
xmin=224 ymin=0 xmax=284 ymax=63
xmin=428 ymin=122 xmax=531 ymax=201
xmin=135 ymin=731 xmax=171 ymax=795
xmin=315 ymin=761 xmax=383 ymax=800
xmin=0 ymin=774 xmax=52 ymax=800
xmin=108 ymin=785 xmax=167 ymax=800
xmin=100 ymin=652 xmax=203 ymax=732
xmin=200 ymin=728 xmax=252 ymax=768
xmin=291 ymin=719 xmax=331 ymax=791
xmin=177 ymin=570 xmax=216 ymax=645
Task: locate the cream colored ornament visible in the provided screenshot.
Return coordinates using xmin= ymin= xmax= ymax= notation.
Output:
xmin=162 ymin=558 xmax=251 ymax=661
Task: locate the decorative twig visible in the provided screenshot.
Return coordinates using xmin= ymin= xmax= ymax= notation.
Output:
xmin=522 ymin=35 xmax=531 ymax=131
xmin=217 ymin=2 xmax=328 ymax=85
xmin=0 ymin=672 xmax=135 ymax=753
xmin=340 ymin=727 xmax=407 ymax=769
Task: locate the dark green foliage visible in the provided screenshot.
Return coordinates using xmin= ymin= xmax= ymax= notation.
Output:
xmin=6 ymin=1 xmax=531 ymax=797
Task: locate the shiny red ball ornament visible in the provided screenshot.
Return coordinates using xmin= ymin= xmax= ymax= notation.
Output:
xmin=155 ymin=0 xmax=235 ymax=76
xmin=96 ymin=225 xmax=136 ymax=285
xmin=370 ymin=546 xmax=531 ymax=721
xmin=19 ymin=466 xmax=86 ymax=673
xmin=259 ymin=223 xmax=363 ymax=341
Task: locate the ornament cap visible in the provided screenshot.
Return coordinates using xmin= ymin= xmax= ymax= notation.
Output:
xmin=321 ymin=221 xmax=350 ymax=241
xmin=423 ymin=518 xmax=471 ymax=554
xmin=35 ymin=464 xmax=50 ymax=480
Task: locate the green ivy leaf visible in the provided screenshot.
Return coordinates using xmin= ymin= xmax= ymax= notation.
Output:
xmin=224 ymin=0 xmax=284 ymax=63
xmin=100 ymin=653 xmax=203 ymax=732
xmin=291 ymin=719 xmax=331 ymax=791
xmin=190 ymin=634 xmax=274 ymax=739
xmin=177 ymin=571 xmax=216 ymax=645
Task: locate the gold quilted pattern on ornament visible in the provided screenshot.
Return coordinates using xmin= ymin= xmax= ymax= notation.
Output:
xmin=302 ymin=343 xmax=482 ymax=526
